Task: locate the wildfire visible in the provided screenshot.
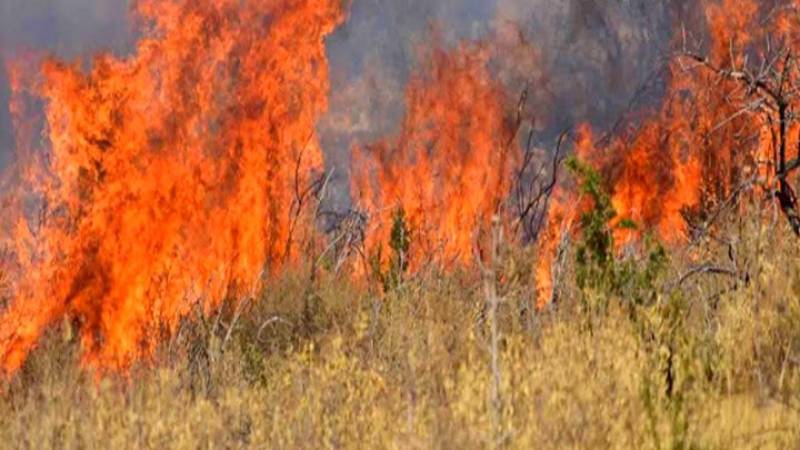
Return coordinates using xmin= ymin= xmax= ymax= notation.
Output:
xmin=535 ymin=0 xmax=800 ymax=304
xmin=4 ymin=0 xmax=800 ymax=377
xmin=351 ymin=41 xmax=518 ymax=273
xmin=0 ymin=0 xmax=345 ymax=374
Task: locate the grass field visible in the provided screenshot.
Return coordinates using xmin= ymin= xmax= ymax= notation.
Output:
xmin=2 ymin=208 xmax=800 ymax=450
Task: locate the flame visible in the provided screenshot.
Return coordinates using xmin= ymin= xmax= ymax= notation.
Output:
xmin=535 ymin=0 xmax=800 ymax=304
xmin=5 ymin=0 xmax=799 ymax=372
xmin=351 ymin=41 xmax=518 ymax=273
xmin=0 ymin=0 xmax=346 ymax=375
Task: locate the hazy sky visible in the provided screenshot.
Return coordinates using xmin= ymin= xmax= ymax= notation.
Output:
xmin=0 ymin=0 xmax=132 ymax=166
xmin=0 ymin=0 xmax=131 ymax=55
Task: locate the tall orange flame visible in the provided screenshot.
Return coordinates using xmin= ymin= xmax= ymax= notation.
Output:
xmin=0 ymin=0 xmax=346 ymax=374
xmin=351 ymin=42 xmax=518 ymax=273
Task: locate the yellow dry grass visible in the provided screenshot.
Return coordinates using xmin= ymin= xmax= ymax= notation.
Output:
xmin=1 ymin=214 xmax=800 ymax=449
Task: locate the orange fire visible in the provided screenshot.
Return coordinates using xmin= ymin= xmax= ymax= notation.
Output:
xmin=4 ymin=0 xmax=800 ymax=375
xmin=535 ymin=0 xmax=800 ymax=304
xmin=0 ymin=0 xmax=346 ymax=375
xmin=351 ymin=41 xmax=518 ymax=273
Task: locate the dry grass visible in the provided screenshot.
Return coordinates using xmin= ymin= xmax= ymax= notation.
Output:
xmin=2 ymin=213 xmax=800 ymax=449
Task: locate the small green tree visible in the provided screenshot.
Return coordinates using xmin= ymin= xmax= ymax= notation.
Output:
xmin=389 ymin=208 xmax=411 ymax=274
xmin=566 ymin=157 xmax=668 ymax=316
xmin=567 ymin=157 xmax=618 ymax=294
xmin=370 ymin=208 xmax=412 ymax=293
xmin=567 ymin=157 xmax=697 ymax=447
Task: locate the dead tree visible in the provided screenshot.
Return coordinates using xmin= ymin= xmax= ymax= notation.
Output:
xmin=506 ymin=85 xmax=566 ymax=242
xmin=679 ymin=28 xmax=800 ymax=235
xmin=513 ymin=129 xmax=567 ymax=242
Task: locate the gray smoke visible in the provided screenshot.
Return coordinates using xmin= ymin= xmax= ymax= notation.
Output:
xmin=0 ymin=0 xmax=132 ymax=165
xmin=0 ymin=0 xmax=695 ymax=202
xmin=0 ymin=53 xmax=9 ymax=167
xmin=319 ymin=0 xmax=686 ymax=207
xmin=498 ymin=0 xmax=676 ymax=129
xmin=0 ymin=0 xmax=131 ymax=55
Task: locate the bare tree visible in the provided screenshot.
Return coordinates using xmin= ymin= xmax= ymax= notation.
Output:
xmin=678 ymin=18 xmax=800 ymax=235
xmin=513 ymin=128 xmax=567 ymax=241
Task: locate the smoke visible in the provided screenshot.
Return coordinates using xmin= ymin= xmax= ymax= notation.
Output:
xmin=0 ymin=0 xmax=131 ymax=54
xmin=0 ymin=54 xmax=8 ymax=167
xmin=319 ymin=0 xmax=498 ymax=207
xmin=496 ymin=0 xmax=676 ymax=128
xmin=318 ymin=0 xmax=682 ymax=208
xmin=0 ymin=0 xmax=688 ymax=197
xmin=0 ymin=0 xmax=132 ymax=164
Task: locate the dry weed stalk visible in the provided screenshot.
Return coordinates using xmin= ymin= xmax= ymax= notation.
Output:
xmin=477 ymin=215 xmax=506 ymax=448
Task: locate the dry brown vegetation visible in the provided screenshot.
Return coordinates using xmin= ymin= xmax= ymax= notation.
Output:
xmin=2 ymin=205 xmax=800 ymax=450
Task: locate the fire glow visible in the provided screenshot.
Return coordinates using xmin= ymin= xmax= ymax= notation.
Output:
xmin=2 ymin=0 xmax=800 ymax=377
xmin=1 ymin=0 xmax=345 ymax=374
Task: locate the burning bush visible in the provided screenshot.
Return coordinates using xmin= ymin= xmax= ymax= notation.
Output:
xmin=0 ymin=0 xmax=346 ymax=374
xmin=351 ymin=41 xmax=519 ymax=275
